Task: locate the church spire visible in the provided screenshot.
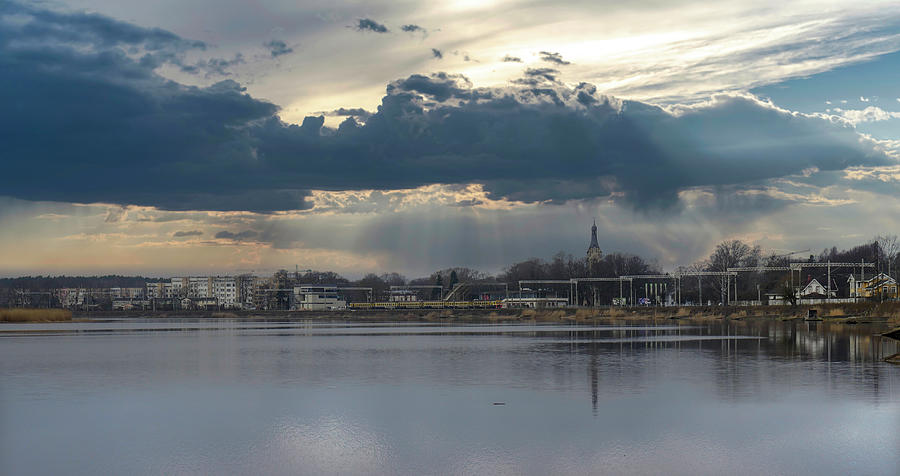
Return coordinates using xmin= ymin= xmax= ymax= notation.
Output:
xmin=587 ymin=219 xmax=602 ymax=261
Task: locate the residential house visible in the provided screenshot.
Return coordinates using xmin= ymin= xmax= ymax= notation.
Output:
xmin=848 ymin=273 xmax=899 ymax=300
xmin=798 ymin=278 xmax=835 ymax=299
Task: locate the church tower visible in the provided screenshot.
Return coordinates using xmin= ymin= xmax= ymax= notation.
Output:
xmin=587 ymin=219 xmax=602 ymax=262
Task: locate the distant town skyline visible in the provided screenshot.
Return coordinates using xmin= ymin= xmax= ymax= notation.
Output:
xmin=2 ymin=0 xmax=900 ymax=278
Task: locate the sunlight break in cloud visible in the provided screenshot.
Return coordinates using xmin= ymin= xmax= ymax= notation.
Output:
xmin=829 ymin=106 xmax=900 ymax=124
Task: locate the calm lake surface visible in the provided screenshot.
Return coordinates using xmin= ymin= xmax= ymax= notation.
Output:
xmin=2 ymin=318 xmax=899 ymax=475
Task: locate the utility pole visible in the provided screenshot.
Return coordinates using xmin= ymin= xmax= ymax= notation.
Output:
xmin=698 ymin=276 xmax=702 ymax=306
xmin=734 ymin=275 xmax=738 ymax=304
xmin=725 ymin=275 xmax=729 ymax=305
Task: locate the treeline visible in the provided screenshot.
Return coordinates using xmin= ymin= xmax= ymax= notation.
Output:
xmin=340 ymin=236 xmax=898 ymax=304
xmin=2 ymin=235 xmax=897 ymax=306
xmin=0 ymin=275 xmax=167 ymax=290
xmin=312 ymin=252 xmax=660 ymax=303
xmin=684 ymin=235 xmax=898 ymax=304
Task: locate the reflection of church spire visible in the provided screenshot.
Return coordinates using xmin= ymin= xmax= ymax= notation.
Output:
xmin=587 ymin=219 xmax=602 ymax=261
xmin=590 ymin=352 xmax=598 ymax=416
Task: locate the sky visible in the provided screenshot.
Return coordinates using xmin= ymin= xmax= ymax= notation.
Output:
xmin=1 ymin=0 xmax=900 ymax=279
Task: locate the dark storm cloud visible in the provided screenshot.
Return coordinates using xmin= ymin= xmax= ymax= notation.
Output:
xmin=185 ymin=54 xmax=244 ymax=76
xmin=574 ymin=82 xmax=599 ymax=105
xmin=263 ymin=40 xmax=293 ymax=57
xmin=502 ymin=55 xmax=523 ymax=62
xmin=539 ymin=51 xmax=570 ymax=65
xmin=0 ymin=2 xmax=203 ymax=51
xmin=401 ymin=24 xmax=425 ymax=33
xmin=173 ymin=230 xmax=203 ymax=237
xmin=0 ymin=4 xmax=892 ymax=212
xmin=0 ymin=2 xmax=225 ymax=77
xmin=0 ymin=4 xmax=287 ymax=211
xmin=431 ymin=48 xmax=443 ymax=59
xmin=386 ymin=72 xmax=474 ymax=101
xmin=525 ymin=67 xmax=560 ymax=80
xmin=356 ymin=18 xmax=388 ymax=33
xmin=512 ymin=67 xmax=560 ymax=85
xmin=215 ymin=230 xmax=258 ymax=241
xmin=323 ymin=107 xmax=373 ymax=120
xmin=249 ymin=75 xmax=889 ymax=209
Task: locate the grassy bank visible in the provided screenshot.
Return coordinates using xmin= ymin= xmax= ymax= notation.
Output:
xmin=0 ymin=308 xmax=72 ymax=322
xmin=73 ymin=301 xmax=900 ymax=324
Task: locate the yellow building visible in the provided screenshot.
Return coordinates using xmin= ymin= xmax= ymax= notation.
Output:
xmin=848 ymin=273 xmax=899 ymax=299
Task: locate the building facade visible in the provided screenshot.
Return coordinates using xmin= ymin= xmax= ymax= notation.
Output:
xmin=146 ymin=276 xmax=252 ymax=309
xmin=293 ymin=286 xmax=347 ymax=310
xmin=848 ymin=273 xmax=899 ymax=299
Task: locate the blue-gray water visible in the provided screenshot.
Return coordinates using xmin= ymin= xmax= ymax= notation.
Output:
xmin=1 ymin=319 xmax=898 ymax=475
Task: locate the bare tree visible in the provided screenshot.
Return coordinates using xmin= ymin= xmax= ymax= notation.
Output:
xmin=780 ymin=280 xmax=797 ymax=307
xmin=706 ymin=240 xmax=761 ymax=304
xmin=379 ymin=273 xmax=407 ymax=287
xmin=876 ymin=235 xmax=899 ymax=278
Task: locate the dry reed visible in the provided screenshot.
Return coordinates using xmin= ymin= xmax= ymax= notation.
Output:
xmin=0 ymin=308 xmax=72 ymax=322
xmin=607 ymin=307 xmax=626 ymax=317
xmin=210 ymin=312 xmax=239 ymax=318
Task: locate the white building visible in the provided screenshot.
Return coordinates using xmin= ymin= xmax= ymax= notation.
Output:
xmin=767 ymin=277 xmax=841 ymax=305
xmin=146 ymin=281 xmax=181 ymax=299
xmin=798 ymin=278 xmax=835 ymax=299
xmin=389 ymin=289 xmax=418 ymax=302
xmin=293 ymin=286 xmax=347 ymax=310
xmin=55 ymin=288 xmax=144 ymax=308
xmin=502 ymin=297 xmax=568 ymax=308
xmin=147 ymin=276 xmax=248 ymax=309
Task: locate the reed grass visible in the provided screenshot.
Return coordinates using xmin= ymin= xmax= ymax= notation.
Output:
xmin=575 ymin=308 xmax=601 ymax=319
xmin=210 ymin=312 xmax=239 ymax=318
xmin=0 ymin=308 xmax=72 ymax=322
xmin=599 ymin=307 xmax=624 ymax=318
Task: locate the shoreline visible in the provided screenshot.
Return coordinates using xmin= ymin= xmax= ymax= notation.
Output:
xmin=4 ymin=302 xmax=897 ymax=330
xmin=63 ymin=302 xmax=900 ymax=326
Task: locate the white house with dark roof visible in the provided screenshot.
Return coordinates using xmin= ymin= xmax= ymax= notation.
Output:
xmin=798 ymin=278 xmax=835 ymax=299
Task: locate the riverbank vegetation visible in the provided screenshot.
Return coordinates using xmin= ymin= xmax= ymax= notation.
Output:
xmin=0 ymin=308 xmax=72 ymax=322
xmin=73 ymin=301 xmax=900 ymax=325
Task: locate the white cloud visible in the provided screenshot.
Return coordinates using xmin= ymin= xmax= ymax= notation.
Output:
xmin=829 ymin=106 xmax=900 ymax=124
xmin=84 ymin=0 xmax=900 ymax=122
xmin=860 ymin=96 xmax=870 ymax=102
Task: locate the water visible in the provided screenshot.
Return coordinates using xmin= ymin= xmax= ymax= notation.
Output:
xmin=1 ymin=319 xmax=898 ymax=475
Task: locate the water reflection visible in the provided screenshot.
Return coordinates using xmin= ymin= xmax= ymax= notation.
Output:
xmin=1 ymin=319 xmax=898 ymax=476
xmin=570 ymin=321 xmax=899 ymax=408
